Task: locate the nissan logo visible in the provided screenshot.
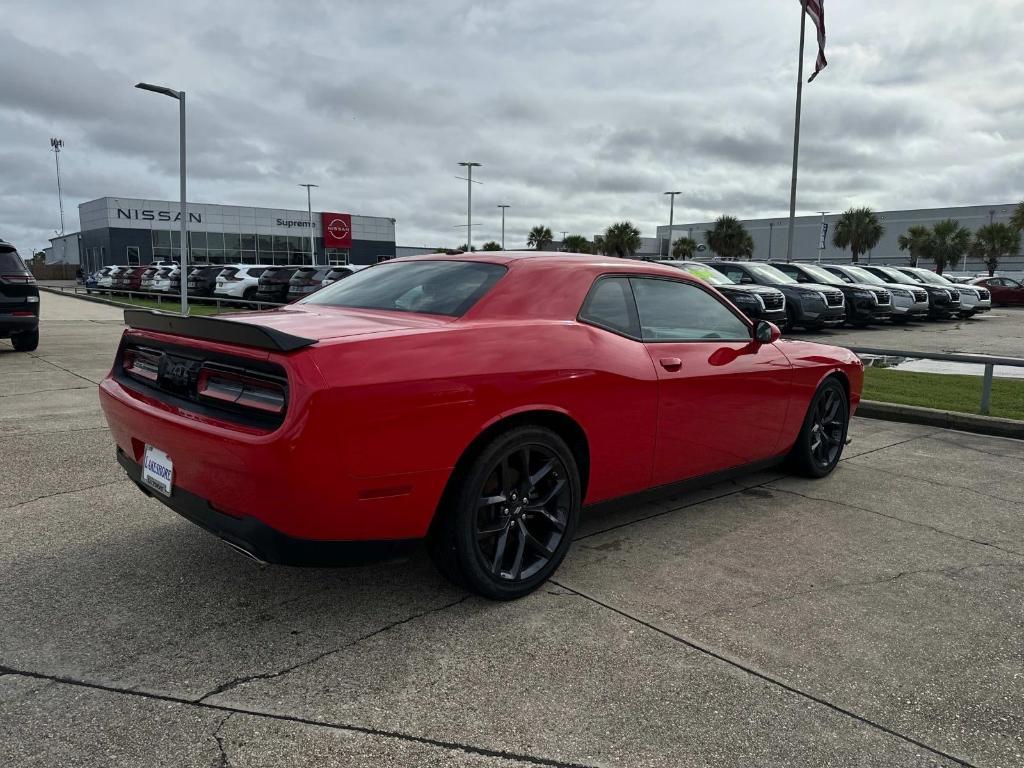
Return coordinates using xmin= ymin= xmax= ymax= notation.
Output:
xmin=326 ymin=217 xmax=350 ymax=240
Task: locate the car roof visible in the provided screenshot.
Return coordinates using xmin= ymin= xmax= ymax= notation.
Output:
xmin=390 ymin=250 xmax=702 ymax=278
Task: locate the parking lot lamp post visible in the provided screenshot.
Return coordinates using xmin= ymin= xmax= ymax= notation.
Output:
xmin=497 ymin=204 xmax=510 ymax=250
xmin=49 ymin=138 xmax=65 ymax=235
xmin=457 ymin=162 xmax=481 ymax=251
xmin=135 ymin=82 xmax=188 ymax=316
xmin=300 ymin=184 xmax=318 ymax=265
xmin=664 ymin=192 xmax=680 ymax=259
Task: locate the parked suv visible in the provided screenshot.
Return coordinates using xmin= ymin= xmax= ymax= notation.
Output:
xmin=115 ymin=266 xmax=151 ymax=293
xmin=661 ymin=260 xmax=787 ymax=327
xmin=860 ymin=265 xmax=960 ymax=319
xmin=321 ymin=264 xmax=367 ymax=287
xmin=713 ymin=261 xmax=845 ymax=330
xmin=823 ymin=264 xmax=928 ymax=323
xmin=0 ymin=240 xmax=40 ymax=351
xmin=150 ymin=266 xmax=181 ymax=294
xmin=287 ymin=267 xmax=333 ymax=301
xmin=893 ymin=266 xmax=991 ymax=318
xmin=187 ymin=265 xmax=227 ymax=297
xmin=769 ymin=261 xmax=892 ymax=326
xmin=253 ymin=266 xmax=301 ymax=303
xmin=213 ymin=265 xmax=270 ymax=301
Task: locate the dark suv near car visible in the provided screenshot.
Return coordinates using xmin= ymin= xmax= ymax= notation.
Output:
xmin=713 ymin=261 xmax=845 ymax=330
xmin=861 ymin=265 xmax=961 ymax=319
xmin=253 ymin=266 xmax=301 ymax=303
xmin=0 ymin=240 xmax=40 ymax=351
xmin=286 ymin=267 xmax=333 ymax=301
xmin=187 ymin=265 xmax=227 ymax=297
xmin=661 ymin=260 xmax=787 ymax=327
xmin=769 ymin=261 xmax=892 ymax=326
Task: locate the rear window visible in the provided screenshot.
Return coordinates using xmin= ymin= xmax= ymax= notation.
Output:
xmin=0 ymin=248 xmax=28 ymax=272
xmin=219 ymin=268 xmax=239 ymax=278
xmin=246 ymin=267 xmax=267 ymax=277
xmin=302 ymin=260 xmax=506 ymax=317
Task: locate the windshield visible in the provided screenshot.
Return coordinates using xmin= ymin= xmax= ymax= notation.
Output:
xmin=747 ymin=264 xmax=796 ymax=284
xmin=0 ymin=247 xmax=28 ymax=272
xmin=673 ymin=262 xmax=733 ymax=286
xmin=842 ymin=266 xmax=885 ymax=285
xmin=797 ymin=264 xmax=843 ymax=285
xmin=302 ymin=260 xmax=507 ymax=317
xmin=905 ymin=268 xmax=951 ymax=286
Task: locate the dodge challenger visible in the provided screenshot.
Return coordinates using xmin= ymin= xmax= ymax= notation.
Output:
xmin=99 ymin=253 xmax=863 ymax=599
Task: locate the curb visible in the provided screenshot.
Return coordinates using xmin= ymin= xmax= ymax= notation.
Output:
xmin=37 ymin=286 xmax=158 ymax=312
xmin=857 ymin=400 xmax=1024 ymax=440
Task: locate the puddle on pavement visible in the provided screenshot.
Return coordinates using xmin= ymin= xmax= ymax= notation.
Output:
xmin=860 ymin=355 xmax=1024 ymax=380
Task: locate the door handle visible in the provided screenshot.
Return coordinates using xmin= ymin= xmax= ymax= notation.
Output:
xmin=659 ymin=357 xmax=682 ymax=371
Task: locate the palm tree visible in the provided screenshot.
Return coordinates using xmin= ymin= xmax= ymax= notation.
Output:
xmin=1010 ymin=201 xmax=1024 ymax=233
xmin=831 ymin=207 xmax=884 ymax=264
xmin=480 ymin=241 xmax=502 ymax=251
xmin=601 ymin=221 xmax=642 ymax=258
xmin=671 ymin=237 xmax=698 ymax=260
xmin=896 ymin=225 xmax=933 ymax=268
xmin=527 ymin=225 xmax=554 ymax=250
xmin=705 ymin=216 xmax=753 ymax=260
xmin=928 ymin=219 xmax=972 ymax=274
xmin=562 ymin=234 xmax=590 ymax=253
xmin=970 ymin=223 xmax=1021 ymax=276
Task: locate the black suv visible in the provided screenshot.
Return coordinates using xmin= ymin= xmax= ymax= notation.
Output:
xmin=861 ymin=265 xmax=960 ymax=319
xmin=286 ymin=267 xmax=333 ymax=301
xmin=769 ymin=261 xmax=893 ymax=326
xmin=713 ymin=261 xmax=845 ymax=331
xmin=254 ymin=266 xmax=301 ymax=303
xmin=661 ymin=261 xmax=787 ymax=327
xmin=0 ymin=240 xmax=40 ymax=351
xmin=186 ymin=265 xmax=227 ymax=297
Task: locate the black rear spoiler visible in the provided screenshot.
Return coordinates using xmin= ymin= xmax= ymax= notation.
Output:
xmin=123 ymin=310 xmax=316 ymax=353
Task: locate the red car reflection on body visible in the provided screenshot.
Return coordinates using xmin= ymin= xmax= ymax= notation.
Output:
xmin=99 ymin=253 xmax=863 ymax=599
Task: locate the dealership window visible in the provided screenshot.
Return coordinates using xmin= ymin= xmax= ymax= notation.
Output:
xmin=326 ymin=249 xmax=349 ymax=266
xmin=126 ymin=246 xmax=140 ymax=265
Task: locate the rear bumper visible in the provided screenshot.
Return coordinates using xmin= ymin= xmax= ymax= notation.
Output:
xmin=0 ymin=313 xmax=39 ymax=336
xmin=116 ymin=449 xmax=418 ymax=565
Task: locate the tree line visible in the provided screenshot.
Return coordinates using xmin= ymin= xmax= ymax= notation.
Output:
xmin=475 ymin=201 xmax=1024 ymax=274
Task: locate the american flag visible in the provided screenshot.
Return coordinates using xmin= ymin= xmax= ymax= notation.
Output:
xmin=801 ymin=0 xmax=827 ymax=82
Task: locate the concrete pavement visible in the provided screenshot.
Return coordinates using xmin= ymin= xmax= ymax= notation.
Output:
xmin=1 ymin=291 xmax=1021 ymax=767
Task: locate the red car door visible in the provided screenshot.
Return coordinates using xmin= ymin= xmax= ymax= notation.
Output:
xmin=629 ymin=276 xmax=792 ymax=484
xmin=984 ymin=277 xmax=1024 ymax=305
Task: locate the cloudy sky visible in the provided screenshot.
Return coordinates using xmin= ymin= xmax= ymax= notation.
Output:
xmin=2 ymin=0 xmax=1022 ymax=254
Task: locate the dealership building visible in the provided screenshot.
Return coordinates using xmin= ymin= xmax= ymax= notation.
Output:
xmin=656 ymin=202 xmax=1023 ymax=272
xmin=48 ymin=197 xmax=397 ymax=273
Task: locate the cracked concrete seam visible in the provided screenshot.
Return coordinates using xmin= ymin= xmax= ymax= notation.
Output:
xmin=842 ymin=460 xmax=1024 ymax=507
xmin=196 ymin=595 xmax=471 ymax=703
xmin=25 ymin=351 xmax=104 ymax=386
xmin=212 ymin=712 xmax=234 ymax=768
xmin=0 ymin=478 xmax=130 ymax=512
xmin=765 ymin=485 xmax=1024 ymax=559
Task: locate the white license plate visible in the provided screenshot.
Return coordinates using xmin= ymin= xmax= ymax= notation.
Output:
xmin=142 ymin=445 xmax=174 ymax=497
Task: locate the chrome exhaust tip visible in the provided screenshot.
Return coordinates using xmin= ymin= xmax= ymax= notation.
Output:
xmin=222 ymin=539 xmax=268 ymax=564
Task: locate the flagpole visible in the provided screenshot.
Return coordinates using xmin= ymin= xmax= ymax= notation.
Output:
xmin=785 ymin=0 xmax=808 ymax=263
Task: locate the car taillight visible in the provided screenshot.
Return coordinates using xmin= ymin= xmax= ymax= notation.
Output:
xmin=1 ymin=273 xmax=35 ymax=283
xmin=123 ymin=347 xmax=160 ymax=383
xmin=196 ymin=367 xmax=286 ymax=414
xmin=223 ymin=276 xmax=242 ymax=282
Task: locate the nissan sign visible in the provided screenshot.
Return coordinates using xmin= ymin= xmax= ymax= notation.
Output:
xmin=321 ymin=212 xmax=352 ymax=248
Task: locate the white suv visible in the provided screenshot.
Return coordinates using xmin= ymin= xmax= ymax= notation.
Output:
xmin=214 ymin=265 xmax=271 ymax=301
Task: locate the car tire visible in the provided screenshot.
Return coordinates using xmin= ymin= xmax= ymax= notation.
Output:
xmin=958 ymin=310 xmax=975 ymax=319
xmin=428 ymin=426 xmax=581 ymax=600
xmin=11 ymin=328 xmax=39 ymax=352
xmin=243 ymin=287 xmax=257 ymax=301
xmin=789 ymin=377 xmax=848 ymax=479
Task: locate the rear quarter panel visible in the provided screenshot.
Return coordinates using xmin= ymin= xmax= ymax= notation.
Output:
xmin=309 ymin=320 xmax=659 ymax=507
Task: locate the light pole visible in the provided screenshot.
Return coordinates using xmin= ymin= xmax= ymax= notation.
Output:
xmin=816 ymin=211 xmax=830 ymax=263
xmin=497 ymin=204 xmax=510 ymax=250
xmin=50 ymin=138 xmax=65 ymax=235
xmin=299 ymin=184 xmax=318 ymax=265
xmin=768 ymin=221 xmax=775 ymax=261
xmin=664 ymin=191 xmax=680 ymax=259
xmin=457 ymin=162 xmax=481 ymax=252
xmin=135 ymin=82 xmax=188 ymax=316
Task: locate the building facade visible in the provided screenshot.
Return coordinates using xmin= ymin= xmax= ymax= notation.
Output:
xmin=61 ymin=197 xmax=396 ymax=273
xmin=656 ymin=203 xmax=1023 ymax=272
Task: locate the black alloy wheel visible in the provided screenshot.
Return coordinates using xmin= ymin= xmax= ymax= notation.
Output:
xmin=429 ymin=426 xmax=580 ymax=600
xmin=11 ymin=328 xmax=39 ymax=352
xmin=791 ymin=378 xmax=848 ymax=478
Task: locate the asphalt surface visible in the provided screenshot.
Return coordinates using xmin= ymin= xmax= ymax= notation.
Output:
xmin=1 ymin=292 xmax=1022 ymax=767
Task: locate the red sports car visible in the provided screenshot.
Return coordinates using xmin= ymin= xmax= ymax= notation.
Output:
xmin=100 ymin=253 xmax=863 ymax=599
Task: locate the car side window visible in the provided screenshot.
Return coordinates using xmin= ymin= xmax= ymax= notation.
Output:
xmin=629 ymin=277 xmax=750 ymax=342
xmin=719 ymin=266 xmax=748 ymax=284
xmin=775 ymin=264 xmax=803 ymax=281
xmin=579 ymin=276 xmax=640 ymax=338
xmin=828 ymin=269 xmax=852 ymax=283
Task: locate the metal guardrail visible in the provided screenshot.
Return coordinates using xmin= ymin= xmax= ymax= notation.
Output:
xmin=848 ymin=346 xmax=1024 ymax=416
xmin=43 ymin=284 xmax=287 ymax=312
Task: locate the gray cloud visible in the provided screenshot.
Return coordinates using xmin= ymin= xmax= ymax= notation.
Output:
xmin=0 ymin=0 xmax=1022 ymax=255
